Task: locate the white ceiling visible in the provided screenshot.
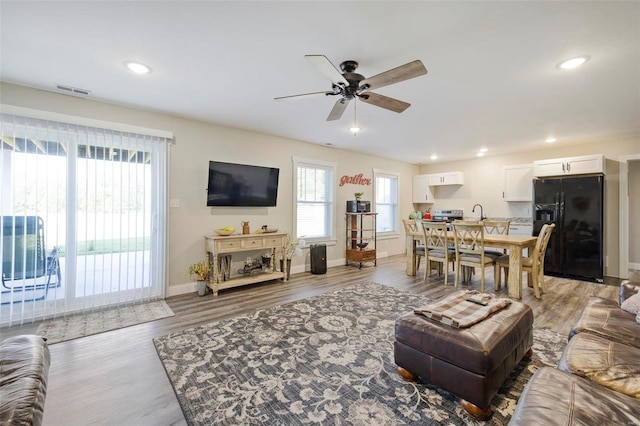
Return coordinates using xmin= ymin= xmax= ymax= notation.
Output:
xmin=1 ymin=1 xmax=639 ymax=164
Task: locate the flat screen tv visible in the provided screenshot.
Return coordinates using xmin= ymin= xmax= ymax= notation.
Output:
xmin=207 ymin=161 xmax=279 ymax=207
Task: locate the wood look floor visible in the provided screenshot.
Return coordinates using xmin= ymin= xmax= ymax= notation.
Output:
xmin=1 ymin=255 xmax=622 ymax=426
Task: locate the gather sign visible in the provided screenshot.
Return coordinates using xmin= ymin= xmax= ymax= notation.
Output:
xmin=339 ymin=173 xmax=371 ymax=187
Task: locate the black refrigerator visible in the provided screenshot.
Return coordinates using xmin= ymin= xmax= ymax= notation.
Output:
xmin=533 ymin=174 xmax=604 ymax=282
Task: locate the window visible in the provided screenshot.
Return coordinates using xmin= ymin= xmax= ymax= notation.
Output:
xmin=1 ymin=111 xmax=171 ymax=325
xmin=293 ymin=158 xmax=336 ymax=240
xmin=374 ymin=170 xmax=398 ymax=234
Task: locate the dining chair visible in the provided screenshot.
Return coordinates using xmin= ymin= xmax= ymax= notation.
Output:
xmin=403 ymin=219 xmax=426 ymax=272
xmin=495 ymin=223 xmax=556 ymax=299
xmin=420 ymin=221 xmax=455 ymax=286
xmin=452 ymin=222 xmax=498 ymax=292
xmin=482 ymin=220 xmax=511 ymax=256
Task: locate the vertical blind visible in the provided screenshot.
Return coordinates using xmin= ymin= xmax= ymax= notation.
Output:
xmin=0 ymin=112 xmax=171 ymax=326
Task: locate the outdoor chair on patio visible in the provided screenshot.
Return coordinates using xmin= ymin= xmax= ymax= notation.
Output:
xmin=1 ymin=216 xmax=61 ymax=304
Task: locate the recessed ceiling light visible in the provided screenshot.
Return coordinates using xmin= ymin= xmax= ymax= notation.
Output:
xmin=557 ymin=56 xmax=589 ymax=70
xmin=124 ymin=61 xmax=151 ymax=74
xmin=476 ymin=152 xmax=485 ymax=157
xmin=479 ymin=148 xmax=488 ymax=153
xmin=430 ymin=154 xmax=438 ymax=160
xmin=545 ymin=137 xmax=557 ymax=143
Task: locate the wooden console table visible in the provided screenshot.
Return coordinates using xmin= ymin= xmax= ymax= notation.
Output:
xmin=204 ymin=232 xmax=287 ymax=296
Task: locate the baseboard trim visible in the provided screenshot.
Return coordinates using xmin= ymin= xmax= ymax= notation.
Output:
xmin=630 ymin=262 xmax=640 ymax=271
xmin=167 ymin=281 xmax=199 ymax=297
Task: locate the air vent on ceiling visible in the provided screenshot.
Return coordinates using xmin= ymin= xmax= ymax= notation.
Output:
xmin=55 ymin=84 xmax=91 ymax=97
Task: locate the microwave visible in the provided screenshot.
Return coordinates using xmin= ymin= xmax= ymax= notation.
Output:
xmin=346 ymin=200 xmax=371 ymax=213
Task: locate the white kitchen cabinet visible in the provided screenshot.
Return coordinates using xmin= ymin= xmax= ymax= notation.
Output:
xmin=533 ymin=154 xmax=604 ymax=177
xmin=427 ymin=171 xmax=464 ymax=186
xmin=503 ymin=164 xmax=533 ymax=201
xmin=509 ymin=224 xmax=533 ymax=236
xmin=412 ymin=174 xmax=434 ymax=203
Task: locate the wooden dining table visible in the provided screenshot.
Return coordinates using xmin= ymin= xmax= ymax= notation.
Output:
xmin=406 ymin=231 xmax=538 ymax=299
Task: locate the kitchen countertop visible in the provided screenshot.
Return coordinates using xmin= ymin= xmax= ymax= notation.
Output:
xmin=485 ymin=217 xmax=533 ymax=225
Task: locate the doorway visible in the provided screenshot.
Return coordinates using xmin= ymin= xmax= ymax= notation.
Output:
xmin=1 ymin=113 xmax=169 ymax=325
xmin=619 ymin=155 xmax=640 ymax=279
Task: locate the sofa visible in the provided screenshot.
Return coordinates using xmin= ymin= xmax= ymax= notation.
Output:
xmin=0 ymin=335 xmax=50 ymax=426
xmin=509 ymin=280 xmax=640 ymax=425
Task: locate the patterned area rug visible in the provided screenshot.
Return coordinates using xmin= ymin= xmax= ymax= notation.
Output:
xmin=154 ymin=282 xmax=566 ymax=425
xmin=37 ymin=300 xmax=174 ymax=344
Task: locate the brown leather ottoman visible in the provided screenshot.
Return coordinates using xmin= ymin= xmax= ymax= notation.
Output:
xmin=394 ymin=300 xmax=533 ymax=420
xmin=558 ymin=332 xmax=640 ymax=398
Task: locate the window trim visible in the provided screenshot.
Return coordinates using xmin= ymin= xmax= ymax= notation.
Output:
xmin=292 ymin=157 xmax=338 ymax=245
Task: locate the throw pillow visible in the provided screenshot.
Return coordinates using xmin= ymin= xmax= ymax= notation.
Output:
xmin=621 ymin=292 xmax=640 ymax=315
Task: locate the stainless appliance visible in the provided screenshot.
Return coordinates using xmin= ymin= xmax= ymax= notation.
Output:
xmin=533 ymin=174 xmax=604 ymax=282
xmin=346 ymin=200 xmax=371 ymax=213
xmin=430 ymin=209 xmax=464 ymax=230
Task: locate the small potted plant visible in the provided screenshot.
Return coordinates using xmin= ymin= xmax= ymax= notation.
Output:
xmin=354 ymin=192 xmax=364 ymax=201
xmin=188 ymin=261 xmax=210 ymax=296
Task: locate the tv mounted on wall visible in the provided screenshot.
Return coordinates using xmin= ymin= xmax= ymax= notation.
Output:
xmin=207 ymin=161 xmax=279 ymax=207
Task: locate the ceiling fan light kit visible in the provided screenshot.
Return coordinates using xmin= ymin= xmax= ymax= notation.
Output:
xmin=275 ymin=55 xmax=427 ymax=122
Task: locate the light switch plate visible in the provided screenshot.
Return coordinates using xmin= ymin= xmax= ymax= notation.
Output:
xmin=170 ymin=199 xmax=180 ymax=208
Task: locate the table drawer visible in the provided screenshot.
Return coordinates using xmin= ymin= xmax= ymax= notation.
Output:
xmin=216 ymin=239 xmax=242 ymax=252
xmin=263 ymin=236 xmax=285 ymax=247
xmin=242 ymin=238 xmax=265 ymax=249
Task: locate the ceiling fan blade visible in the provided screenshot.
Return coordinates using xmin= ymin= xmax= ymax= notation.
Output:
xmin=359 ymin=92 xmax=410 ymax=113
xmin=305 ymin=55 xmax=349 ymax=86
xmin=360 ymin=60 xmax=427 ymax=91
xmin=327 ymin=98 xmax=350 ymax=121
xmin=274 ymin=91 xmax=334 ymax=101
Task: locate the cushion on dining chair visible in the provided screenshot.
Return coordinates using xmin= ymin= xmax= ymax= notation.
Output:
xmin=482 ymin=251 xmax=502 ymax=260
xmin=459 ymin=254 xmax=495 ymax=265
xmin=496 ymin=255 xmax=533 ymax=267
xmin=428 ymin=249 xmax=447 ymax=258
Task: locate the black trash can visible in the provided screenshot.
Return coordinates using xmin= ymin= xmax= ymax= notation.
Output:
xmin=310 ymin=243 xmax=327 ymax=274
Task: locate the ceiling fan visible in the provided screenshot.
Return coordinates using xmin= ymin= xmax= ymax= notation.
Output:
xmin=274 ymin=55 xmax=428 ymax=121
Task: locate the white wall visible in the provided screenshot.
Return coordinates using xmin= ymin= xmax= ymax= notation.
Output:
xmin=1 ymin=83 xmax=419 ymax=295
xmin=418 ymin=137 xmax=640 ymax=277
xmin=630 ymin=160 xmax=640 ymax=266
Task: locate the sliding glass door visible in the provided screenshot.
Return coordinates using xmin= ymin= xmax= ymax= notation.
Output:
xmin=1 ymin=113 xmax=169 ymax=326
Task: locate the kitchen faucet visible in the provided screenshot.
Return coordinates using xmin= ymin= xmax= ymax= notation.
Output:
xmin=472 ymin=204 xmax=486 ymax=220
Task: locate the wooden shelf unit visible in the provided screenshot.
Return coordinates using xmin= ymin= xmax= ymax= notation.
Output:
xmin=204 ymin=232 xmax=287 ymax=296
xmin=345 ymin=212 xmax=377 ymax=269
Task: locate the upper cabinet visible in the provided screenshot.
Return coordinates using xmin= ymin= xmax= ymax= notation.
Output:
xmin=427 ymin=171 xmax=464 ymax=186
xmin=412 ymin=174 xmax=434 ymax=203
xmin=503 ymin=164 xmax=533 ymax=201
xmin=413 ymin=171 xmax=463 ymax=203
xmin=533 ymin=154 xmax=604 ymax=177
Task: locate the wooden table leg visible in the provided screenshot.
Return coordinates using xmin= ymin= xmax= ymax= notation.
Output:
xmin=406 ymin=236 xmax=416 ymax=276
xmin=507 ymin=246 xmax=523 ymax=299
